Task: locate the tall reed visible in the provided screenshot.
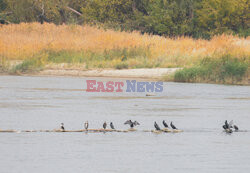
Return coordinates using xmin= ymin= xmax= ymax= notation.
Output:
xmin=0 ymin=23 xmax=249 ymax=66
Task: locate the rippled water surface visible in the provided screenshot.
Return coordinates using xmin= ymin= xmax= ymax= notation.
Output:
xmin=0 ymin=75 xmax=250 ymax=173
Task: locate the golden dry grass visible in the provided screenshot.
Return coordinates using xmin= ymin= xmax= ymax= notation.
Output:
xmin=0 ymin=22 xmax=249 ymax=67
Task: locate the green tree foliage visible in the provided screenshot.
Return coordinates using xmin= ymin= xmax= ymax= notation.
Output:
xmin=0 ymin=0 xmax=6 ymax=12
xmin=136 ymin=0 xmax=196 ymax=36
xmin=2 ymin=0 xmax=83 ymax=24
xmin=0 ymin=0 xmax=7 ymax=23
xmin=81 ymin=0 xmax=134 ymax=26
xmin=0 ymin=0 xmax=249 ymax=38
xmin=196 ymin=0 xmax=249 ymax=37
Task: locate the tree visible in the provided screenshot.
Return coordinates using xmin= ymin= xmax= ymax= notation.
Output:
xmin=133 ymin=0 xmax=197 ymax=36
xmin=81 ymin=0 xmax=134 ymax=25
xmin=0 ymin=0 xmax=248 ymax=38
xmin=196 ymin=0 xmax=249 ymax=37
xmin=2 ymin=0 xmax=83 ymax=24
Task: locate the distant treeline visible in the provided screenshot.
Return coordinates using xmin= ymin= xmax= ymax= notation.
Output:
xmin=0 ymin=0 xmax=249 ymax=39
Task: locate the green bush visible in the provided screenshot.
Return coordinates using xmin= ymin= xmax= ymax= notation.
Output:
xmin=11 ymin=58 xmax=43 ymax=73
xmin=11 ymin=53 xmax=46 ymax=73
xmin=174 ymin=55 xmax=249 ymax=84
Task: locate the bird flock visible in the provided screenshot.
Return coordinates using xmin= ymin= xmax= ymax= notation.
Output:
xmin=0 ymin=120 xmax=240 ymax=133
xmin=59 ymin=120 xmax=240 ymax=134
xmin=222 ymin=120 xmax=239 ymax=133
xmin=59 ymin=120 xmax=183 ymax=133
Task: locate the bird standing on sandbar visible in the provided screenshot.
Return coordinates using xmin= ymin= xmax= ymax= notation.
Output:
xmin=170 ymin=122 xmax=177 ymax=130
xmin=154 ymin=122 xmax=161 ymax=131
xmin=110 ymin=122 xmax=115 ymax=129
xmin=60 ymin=123 xmax=65 ymax=131
xmin=84 ymin=121 xmax=89 ymax=130
xmin=103 ymin=122 xmax=107 ymax=129
xmin=233 ymin=125 xmax=239 ymax=131
xmin=163 ymin=120 xmax=168 ymax=128
xmin=222 ymin=120 xmax=233 ymax=133
xmin=124 ymin=120 xmax=140 ymax=128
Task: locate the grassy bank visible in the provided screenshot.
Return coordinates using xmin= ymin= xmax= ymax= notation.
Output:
xmin=9 ymin=47 xmax=157 ymax=73
xmin=0 ymin=23 xmax=249 ymax=84
xmin=172 ymin=56 xmax=249 ymax=85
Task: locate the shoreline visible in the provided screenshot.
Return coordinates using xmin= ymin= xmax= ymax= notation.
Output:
xmin=37 ymin=68 xmax=180 ymax=80
xmin=1 ymin=67 xmax=249 ymax=85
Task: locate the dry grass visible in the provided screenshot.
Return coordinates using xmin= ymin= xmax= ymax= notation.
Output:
xmin=0 ymin=22 xmax=249 ymax=68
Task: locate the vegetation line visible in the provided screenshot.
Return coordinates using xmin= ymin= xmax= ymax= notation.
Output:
xmin=0 ymin=23 xmax=249 ymax=85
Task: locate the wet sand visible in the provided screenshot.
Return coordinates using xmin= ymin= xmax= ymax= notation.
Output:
xmin=38 ymin=68 xmax=180 ymax=79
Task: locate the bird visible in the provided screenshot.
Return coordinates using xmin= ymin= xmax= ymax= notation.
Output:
xmin=162 ymin=120 xmax=168 ymax=128
xmin=84 ymin=121 xmax=89 ymax=130
xmin=60 ymin=123 xmax=65 ymax=131
xmin=154 ymin=122 xmax=161 ymax=131
xmin=223 ymin=120 xmax=234 ymax=133
xmin=225 ymin=120 xmax=234 ymax=129
xmin=170 ymin=122 xmax=177 ymax=130
xmin=124 ymin=120 xmax=140 ymax=128
xmin=222 ymin=124 xmax=227 ymax=130
xmin=228 ymin=120 xmax=239 ymax=131
xmin=225 ymin=120 xmax=229 ymax=129
xmin=227 ymin=120 xmax=239 ymax=131
xmin=110 ymin=122 xmax=115 ymax=129
xmin=103 ymin=122 xmax=107 ymax=129
xmin=233 ymin=125 xmax=239 ymax=131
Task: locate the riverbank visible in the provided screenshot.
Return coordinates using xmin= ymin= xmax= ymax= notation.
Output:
xmin=0 ymin=60 xmax=179 ymax=79
xmin=0 ymin=23 xmax=249 ymax=84
xmin=0 ymin=66 xmax=179 ymax=80
xmin=38 ymin=68 xmax=179 ymax=79
xmin=2 ymin=55 xmax=248 ymax=85
xmin=1 ymin=66 xmax=249 ymax=85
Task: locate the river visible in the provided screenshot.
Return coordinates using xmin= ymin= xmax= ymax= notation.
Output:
xmin=0 ymin=75 xmax=250 ymax=173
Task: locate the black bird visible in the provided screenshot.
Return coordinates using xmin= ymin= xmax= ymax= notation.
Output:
xmin=60 ymin=123 xmax=65 ymax=131
xmin=227 ymin=120 xmax=238 ymax=131
xmin=84 ymin=121 xmax=89 ymax=130
xmin=233 ymin=125 xmax=239 ymax=131
xmin=170 ymin=122 xmax=177 ymax=130
xmin=124 ymin=120 xmax=140 ymax=128
xmin=224 ymin=120 xmax=235 ymax=128
xmin=223 ymin=120 xmax=234 ymax=133
xmin=103 ymin=122 xmax=107 ymax=129
xmin=110 ymin=122 xmax=115 ymax=129
xmin=162 ymin=120 xmax=168 ymax=128
xmin=225 ymin=120 xmax=229 ymax=129
xmin=154 ymin=122 xmax=161 ymax=131
xmin=222 ymin=124 xmax=227 ymax=130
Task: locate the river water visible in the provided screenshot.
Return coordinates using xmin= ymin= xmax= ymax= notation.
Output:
xmin=0 ymin=75 xmax=249 ymax=173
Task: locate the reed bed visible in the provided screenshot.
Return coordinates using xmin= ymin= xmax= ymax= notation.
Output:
xmin=0 ymin=23 xmax=249 ymax=84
